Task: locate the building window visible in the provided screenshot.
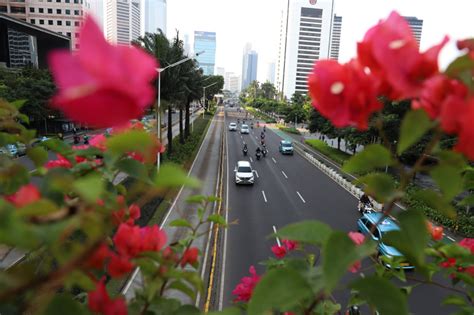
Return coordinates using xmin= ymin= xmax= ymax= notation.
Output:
xmin=66 ymin=20 xmax=71 ymax=26
xmin=57 ymin=20 xmax=62 ymax=25
xmin=66 ymin=9 xmax=70 ymax=15
xmin=56 ymin=9 xmax=61 ymax=14
xmin=65 ymin=0 xmax=69 ymax=2
xmin=29 ymin=7 xmax=35 ymax=13
xmin=47 ymin=0 xmax=52 ymax=2
xmin=56 ymin=0 xmax=61 ymax=2
xmin=74 ymin=10 xmax=79 ymax=15
xmin=39 ymin=19 xmax=45 ymax=24
xmin=48 ymin=8 xmax=52 ymax=13
xmin=0 ymin=6 xmax=6 ymax=13
xmin=39 ymin=8 xmax=44 ymax=13
xmin=30 ymin=19 xmax=36 ymax=24
xmin=74 ymin=0 xmax=79 ymax=3
xmin=67 ymin=32 xmax=71 ymax=37
xmin=48 ymin=20 xmax=53 ymax=25
xmin=74 ymin=21 xmax=79 ymax=26
xmin=58 ymin=31 xmax=62 ymax=34
xmin=10 ymin=6 xmax=26 ymax=14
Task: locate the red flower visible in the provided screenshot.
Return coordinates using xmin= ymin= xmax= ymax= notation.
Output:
xmin=282 ymin=239 xmax=298 ymax=251
xmin=113 ymin=223 xmax=167 ymax=258
xmin=85 ymin=243 xmax=111 ymax=269
xmin=6 ymin=184 xmax=41 ymax=207
xmin=162 ymin=246 xmax=179 ymax=262
xmin=308 ymin=59 xmax=381 ymax=130
xmin=348 ymin=232 xmax=365 ymax=273
xmin=459 ymin=238 xmax=474 ymax=254
xmin=48 ymin=16 xmax=157 ymax=128
xmin=180 ymin=247 xmax=199 ymax=267
xmin=431 ymin=226 xmax=444 ymax=241
xmin=457 ymin=38 xmax=474 ymax=59
xmin=89 ymin=134 xmax=107 ymax=151
xmin=88 ymin=277 xmax=127 ymax=315
xmin=357 ymin=11 xmax=448 ymax=99
xmin=440 ymin=257 xmax=457 ymax=269
xmin=232 ymin=265 xmax=261 ymax=302
xmin=45 ymin=155 xmax=73 ymax=169
xmin=140 ymin=225 xmax=167 ymax=252
xmin=108 ymin=253 xmax=134 ymax=278
xmin=271 ymin=244 xmax=287 ymax=259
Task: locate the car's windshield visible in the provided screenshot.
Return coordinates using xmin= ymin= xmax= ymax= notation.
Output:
xmin=282 ymin=143 xmax=292 ymax=147
xmin=238 ymin=166 xmax=252 ymax=173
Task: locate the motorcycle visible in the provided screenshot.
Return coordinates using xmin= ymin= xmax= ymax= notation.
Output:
xmin=73 ymin=135 xmax=80 ymax=145
xmin=256 ymin=151 xmax=262 ymax=160
xmin=358 ymin=202 xmax=375 ymax=215
xmin=263 ymin=126 xmax=266 ymax=132
xmin=261 ymin=139 xmax=265 ymax=146
xmin=243 ymin=147 xmax=248 ymax=156
xmin=262 ymin=148 xmax=267 ymax=157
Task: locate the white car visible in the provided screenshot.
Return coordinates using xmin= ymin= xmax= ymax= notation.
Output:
xmin=229 ymin=122 xmax=237 ymax=131
xmin=240 ymin=124 xmax=250 ymax=134
xmin=234 ymin=161 xmax=255 ymax=185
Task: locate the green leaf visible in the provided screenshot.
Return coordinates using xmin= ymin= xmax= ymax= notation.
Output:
xmin=16 ymin=199 xmax=58 ymax=217
xmin=72 ymin=174 xmax=104 ymax=202
xmin=445 ymin=54 xmax=474 ymax=77
xmin=351 ymin=276 xmax=409 ymax=315
xmin=413 ymin=190 xmax=457 ymax=219
xmin=459 ymin=194 xmax=474 ymax=206
xmin=314 ymin=300 xmax=341 ymax=315
xmin=275 ymin=220 xmax=332 ymax=246
xmin=11 ymin=99 xmax=27 ymax=110
xmin=169 ymin=219 xmax=193 ymax=228
xmin=397 ymin=110 xmax=432 ymax=155
xmin=343 ymin=144 xmax=393 ymax=174
xmin=106 ymin=130 xmax=153 ymax=156
xmin=0 ymin=162 xmax=30 ymax=195
xmin=383 ymin=210 xmax=429 ymax=268
xmin=463 ymin=169 xmax=474 ymax=190
xmin=323 ymin=231 xmax=376 ymax=292
xmin=27 ymin=146 xmax=48 ymax=168
xmin=42 ymin=138 xmax=72 ymax=156
xmin=17 ymin=113 xmax=30 ymax=124
xmin=207 ymin=214 xmax=227 ymax=226
xmin=174 ymin=305 xmax=201 ymax=315
xmin=116 ymin=158 xmax=150 ymax=182
xmin=443 ymin=295 xmax=468 ymax=306
xmin=168 ymin=280 xmax=196 ymax=301
xmin=207 ymin=307 xmax=242 ymax=315
xmin=430 ymin=164 xmax=463 ymax=201
xmin=154 ymin=163 xmax=200 ymax=189
xmin=185 ymin=195 xmax=207 ymax=204
xmin=357 ymin=173 xmax=397 ymax=203
xmin=43 ymin=294 xmax=89 ymax=315
xmin=248 ymin=268 xmax=313 ymax=315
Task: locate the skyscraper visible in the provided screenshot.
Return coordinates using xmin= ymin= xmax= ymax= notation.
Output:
xmin=330 ymin=15 xmax=342 ymax=60
xmin=403 ymin=16 xmax=423 ymax=47
xmin=83 ymin=0 xmax=104 ymax=31
xmin=144 ymin=0 xmax=166 ymax=34
xmin=106 ymin=0 xmax=140 ymax=45
xmin=0 ymin=0 xmax=84 ymax=50
xmin=225 ymin=72 xmax=241 ymax=93
xmin=194 ymin=31 xmax=216 ymax=75
xmin=241 ymin=49 xmax=258 ymax=90
xmin=183 ymin=33 xmax=191 ymax=55
xmin=276 ymin=0 xmax=340 ymax=97
xmin=266 ymin=62 xmax=276 ymax=84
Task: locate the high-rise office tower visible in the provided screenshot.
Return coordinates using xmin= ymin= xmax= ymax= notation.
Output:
xmin=144 ymin=0 xmax=166 ymax=34
xmin=106 ymin=0 xmax=140 ymax=45
xmin=276 ymin=0 xmax=341 ymax=97
xmin=266 ymin=61 xmax=276 ymax=84
xmin=330 ymin=14 xmax=342 ymax=60
xmin=241 ymin=49 xmax=258 ymax=90
xmin=403 ymin=16 xmax=423 ymax=47
xmin=194 ymin=31 xmax=216 ymax=75
xmin=0 ymin=0 xmax=84 ymax=49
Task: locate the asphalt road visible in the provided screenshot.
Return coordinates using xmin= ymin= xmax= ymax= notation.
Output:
xmin=221 ymin=107 xmax=455 ymax=314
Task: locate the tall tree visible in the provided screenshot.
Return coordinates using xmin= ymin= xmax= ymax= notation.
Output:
xmin=261 ymin=81 xmax=276 ymax=100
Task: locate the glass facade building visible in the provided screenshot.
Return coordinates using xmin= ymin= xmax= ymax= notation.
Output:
xmin=194 ymin=31 xmax=216 ymax=75
xmin=144 ymin=0 xmax=166 ymax=34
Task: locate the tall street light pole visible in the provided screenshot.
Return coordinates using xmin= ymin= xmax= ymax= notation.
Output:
xmin=203 ymin=82 xmax=218 ymax=118
xmin=156 ymin=50 xmax=205 ymax=171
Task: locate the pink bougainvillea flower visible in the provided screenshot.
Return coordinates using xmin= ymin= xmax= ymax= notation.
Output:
xmin=45 ymin=155 xmax=73 ymax=169
xmin=6 ymin=184 xmax=41 ymax=207
xmin=440 ymin=97 xmax=474 ymax=160
xmin=107 ymin=253 xmax=134 ymax=278
xmin=459 ymin=238 xmax=474 ymax=254
xmin=357 ymin=11 xmax=448 ymax=99
xmin=412 ymin=75 xmax=467 ymax=119
xmin=271 ymin=244 xmax=287 ymax=259
xmin=440 ymin=257 xmax=457 ymax=269
xmin=113 ymin=223 xmax=167 ymax=258
xmin=232 ymin=265 xmax=261 ymax=302
xmin=348 ymin=232 xmax=365 ymax=273
xmin=140 ymin=225 xmax=167 ymax=252
xmin=88 ymin=277 xmax=127 ymax=315
xmin=89 ymin=134 xmax=107 ymax=151
xmin=180 ymin=247 xmax=199 ymax=267
xmin=457 ymin=38 xmax=474 ymax=59
xmin=308 ymin=59 xmax=382 ymax=130
xmin=84 ymin=243 xmax=111 ymax=269
xmin=282 ymin=239 xmax=298 ymax=251
xmin=48 ymin=16 xmax=158 ymax=128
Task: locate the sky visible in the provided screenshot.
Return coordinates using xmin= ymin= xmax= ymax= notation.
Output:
xmin=167 ymin=0 xmax=473 ymax=83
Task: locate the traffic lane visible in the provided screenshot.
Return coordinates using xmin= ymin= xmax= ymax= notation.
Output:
xmin=260 ymin=127 xmax=455 ymax=314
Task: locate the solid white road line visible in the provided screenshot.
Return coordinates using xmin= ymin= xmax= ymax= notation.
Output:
xmin=262 ymin=190 xmax=267 ymax=203
xmin=447 ymin=236 xmax=456 ymax=242
xmin=272 ymin=157 xmax=277 ymax=164
xmin=219 ymin=123 xmax=230 ymax=310
xmin=281 ymin=171 xmax=288 ymax=179
xmin=250 ymin=157 xmax=253 ymax=163
xmin=296 ymin=191 xmax=306 ymax=203
xmin=272 ymin=225 xmax=281 ymax=246
xmin=255 ymin=170 xmax=259 ymax=178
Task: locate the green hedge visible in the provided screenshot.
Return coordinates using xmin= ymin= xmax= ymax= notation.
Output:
xmin=245 ymin=106 xmax=276 ymax=123
xmin=304 ymin=139 xmax=351 ymax=165
xmin=279 ymin=126 xmax=301 ymax=135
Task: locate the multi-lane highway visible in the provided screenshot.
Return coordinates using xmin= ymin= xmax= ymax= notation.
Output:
xmin=220 ymin=107 xmax=454 ymax=314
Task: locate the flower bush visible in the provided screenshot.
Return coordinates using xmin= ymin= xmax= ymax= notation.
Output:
xmin=0 ymin=11 xmax=472 ymax=315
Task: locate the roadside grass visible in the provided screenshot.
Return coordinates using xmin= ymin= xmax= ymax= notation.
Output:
xmin=304 ymin=139 xmax=351 ymax=165
xmin=278 ymin=126 xmax=301 ymax=135
xmin=107 ymin=115 xmax=213 ymax=294
xmin=245 ymin=106 xmax=277 ymax=123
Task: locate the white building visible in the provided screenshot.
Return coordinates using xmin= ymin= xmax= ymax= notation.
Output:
xmin=183 ymin=33 xmax=191 ymax=55
xmin=106 ymin=0 xmax=141 ymax=45
xmin=83 ymin=0 xmax=104 ymax=31
xmin=276 ymin=0 xmax=339 ymax=98
xmin=266 ymin=61 xmax=276 ymax=84
xmin=144 ymin=0 xmax=166 ymax=34
xmin=403 ymin=16 xmax=423 ymax=47
xmin=330 ymin=14 xmax=342 ymax=60
xmin=225 ymin=72 xmax=241 ymax=93
xmin=216 ymin=67 xmax=225 ymax=77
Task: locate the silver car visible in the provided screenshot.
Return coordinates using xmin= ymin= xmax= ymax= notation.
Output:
xmin=240 ymin=124 xmax=250 ymax=134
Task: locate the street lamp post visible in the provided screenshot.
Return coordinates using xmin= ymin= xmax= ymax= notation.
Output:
xmin=156 ymin=51 xmax=204 ymax=171
xmin=202 ymin=82 xmax=218 ymax=118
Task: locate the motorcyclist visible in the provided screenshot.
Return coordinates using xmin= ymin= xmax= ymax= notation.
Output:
xmin=262 ymin=144 xmax=267 ymax=157
xmin=83 ymin=134 xmax=89 ymax=145
xmin=260 ymin=131 xmax=265 ymax=139
xmin=359 ymin=193 xmax=373 ymax=213
xmin=346 ymin=305 xmax=361 ymax=315
xmin=256 ymin=147 xmax=262 ymax=159
xmin=243 ymin=143 xmax=248 ymax=155
xmin=73 ymin=134 xmax=80 ymax=145
xmin=263 ymin=125 xmax=266 ymax=132
xmin=251 ymin=122 xmax=254 ymax=129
